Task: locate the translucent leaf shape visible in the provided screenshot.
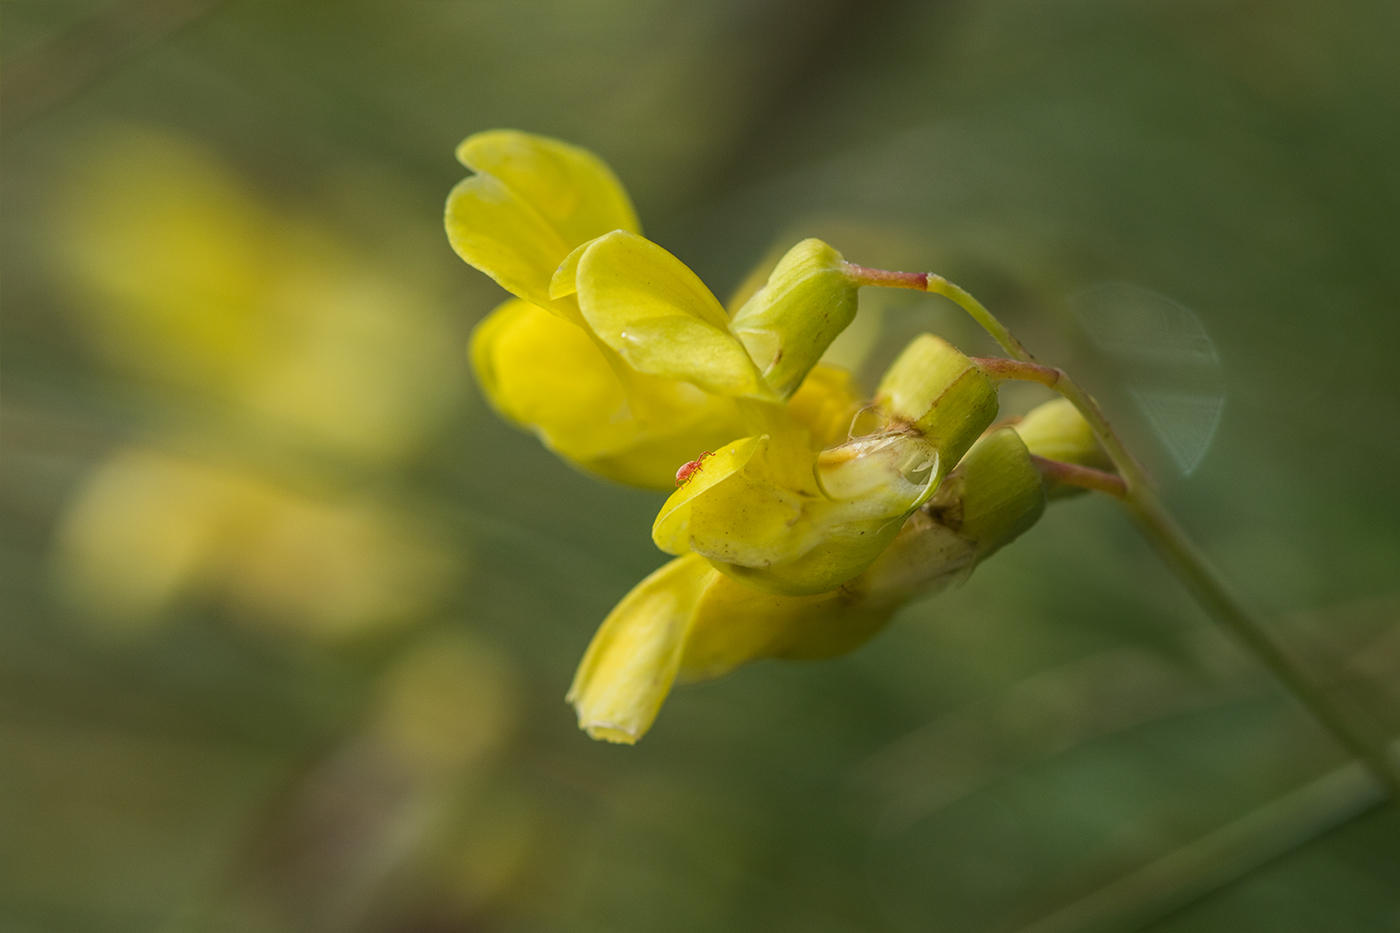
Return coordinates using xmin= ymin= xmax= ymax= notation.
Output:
xmin=1070 ymin=281 xmax=1225 ymax=476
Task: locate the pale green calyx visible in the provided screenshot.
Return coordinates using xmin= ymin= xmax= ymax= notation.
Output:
xmin=875 ymin=333 xmax=1000 ymax=470
xmin=729 ymin=239 xmax=860 ymax=399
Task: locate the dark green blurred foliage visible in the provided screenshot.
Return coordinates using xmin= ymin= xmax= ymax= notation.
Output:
xmin=3 ymin=2 xmax=1400 ymax=932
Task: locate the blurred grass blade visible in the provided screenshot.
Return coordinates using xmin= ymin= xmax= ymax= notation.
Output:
xmin=1 ymin=0 xmax=230 ymax=135
xmin=1013 ymin=752 xmax=1392 ymax=933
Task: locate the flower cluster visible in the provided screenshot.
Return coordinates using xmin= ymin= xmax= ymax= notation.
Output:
xmin=447 ymin=131 xmax=1108 ymax=743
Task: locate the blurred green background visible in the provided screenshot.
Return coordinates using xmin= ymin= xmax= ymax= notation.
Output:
xmin=4 ymin=1 xmax=1400 ymax=931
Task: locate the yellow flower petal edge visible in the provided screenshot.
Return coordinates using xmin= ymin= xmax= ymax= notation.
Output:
xmin=653 ymin=436 xmax=765 ymax=554
xmin=445 ymin=130 xmax=638 ymax=312
xmin=571 ymin=231 xmax=775 ymax=399
xmin=566 ymin=552 xmax=712 ymax=744
xmin=456 ymin=131 xmax=640 ymax=246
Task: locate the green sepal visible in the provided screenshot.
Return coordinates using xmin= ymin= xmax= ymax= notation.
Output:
xmin=928 ymin=427 xmax=1046 ymax=561
xmin=729 ymin=239 xmax=860 ymax=399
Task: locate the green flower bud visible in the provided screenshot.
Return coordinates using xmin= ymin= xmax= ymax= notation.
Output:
xmin=1014 ymin=397 xmax=1110 ymax=467
xmin=875 ymin=333 xmax=1000 ymax=468
xmin=927 ymin=427 xmax=1046 ymax=561
xmin=1013 ymin=397 xmax=1112 ymax=499
xmin=729 ymin=239 xmax=860 ymax=399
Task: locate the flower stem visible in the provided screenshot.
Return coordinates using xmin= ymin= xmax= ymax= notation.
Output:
xmin=858 ymin=266 xmax=1400 ymax=797
xmin=847 ymin=264 xmax=1034 ymax=362
xmin=1030 ymin=455 xmax=1128 ymax=498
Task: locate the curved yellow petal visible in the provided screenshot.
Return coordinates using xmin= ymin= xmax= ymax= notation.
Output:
xmin=679 ymin=436 xmax=825 ymax=570
xmin=471 ymin=299 xmax=749 ymax=489
xmin=446 ymin=173 xmax=570 ymax=308
xmin=566 ymin=553 xmax=712 ymax=744
xmin=575 ymin=231 xmax=773 ymax=399
xmin=653 ymin=436 xmax=764 ymax=554
xmin=471 ymin=299 xmax=640 ymax=460
xmin=446 ymin=130 xmax=638 ymax=310
xmin=456 ymin=130 xmax=640 ymax=245
xmin=678 ymin=578 xmax=890 ymax=683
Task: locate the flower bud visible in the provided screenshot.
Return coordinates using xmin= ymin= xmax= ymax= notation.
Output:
xmin=1014 ymin=397 xmax=1110 ymax=467
xmin=729 ymin=239 xmax=860 ymax=399
xmin=875 ymin=334 xmax=1000 ymax=472
xmin=1013 ymin=397 xmax=1112 ymax=500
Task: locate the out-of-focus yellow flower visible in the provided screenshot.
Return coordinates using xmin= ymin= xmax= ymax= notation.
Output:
xmin=52 ymin=447 xmax=456 ymax=641
xmin=652 ymin=333 xmax=999 ymax=596
xmin=569 ymin=401 xmax=1096 ymax=744
xmin=49 ymin=125 xmax=459 ymax=467
xmin=449 ymin=131 xmax=867 ymax=488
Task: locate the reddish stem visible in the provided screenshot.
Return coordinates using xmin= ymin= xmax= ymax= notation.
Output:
xmin=844 ymin=263 xmax=928 ymax=291
xmin=1031 ymin=455 xmax=1128 ymax=499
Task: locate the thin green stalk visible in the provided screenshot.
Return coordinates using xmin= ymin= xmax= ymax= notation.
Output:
xmin=1013 ymin=748 xmax=1391 ymax=933
xmin=853 ymin=266 xmax=1400 ymax=797
xmin=846 ymin=263 xmax=1035 ymax=362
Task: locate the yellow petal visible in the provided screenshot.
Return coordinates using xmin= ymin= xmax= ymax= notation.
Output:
xmin=680 ymin=436 xmax=824 ymax=570
xmin=574 ymin=231 xmax=773 ymax=399
xmin=785 ymin=364 xmax=863 ymax=451
xmin=471 ymin=298 xmax=750 ymax=489
xmin=547 ymin=240 xmax=591 ymax=299
xmin=566 ymin=553 xmax=713 ymax=744
xmin=679 ymin=509 xmax=978 ymax=683
xmin=446 ymin=130 xmax=638 ymax=310
xmin=653 ymin=436 xmax=764 ymax=554
xmin=456 ymin=130 xmax=640 ymax=246
xmin=471 ymin=298 xmax=641 ymax=460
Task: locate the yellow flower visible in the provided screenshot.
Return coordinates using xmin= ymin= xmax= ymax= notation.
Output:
xmin=569 ymin=400 xmax=1098 ymax=744
xmin=448 ymin=131 xmax=867 ymax=489
xmin=449 ymin=131 xmax=746 ymax=488
xmin=445 ymin=131 xmax=1119 ymax=746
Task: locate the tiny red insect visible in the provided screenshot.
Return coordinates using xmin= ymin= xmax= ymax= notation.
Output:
xmin=675 ymin=452 xmax=712 ymax=488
